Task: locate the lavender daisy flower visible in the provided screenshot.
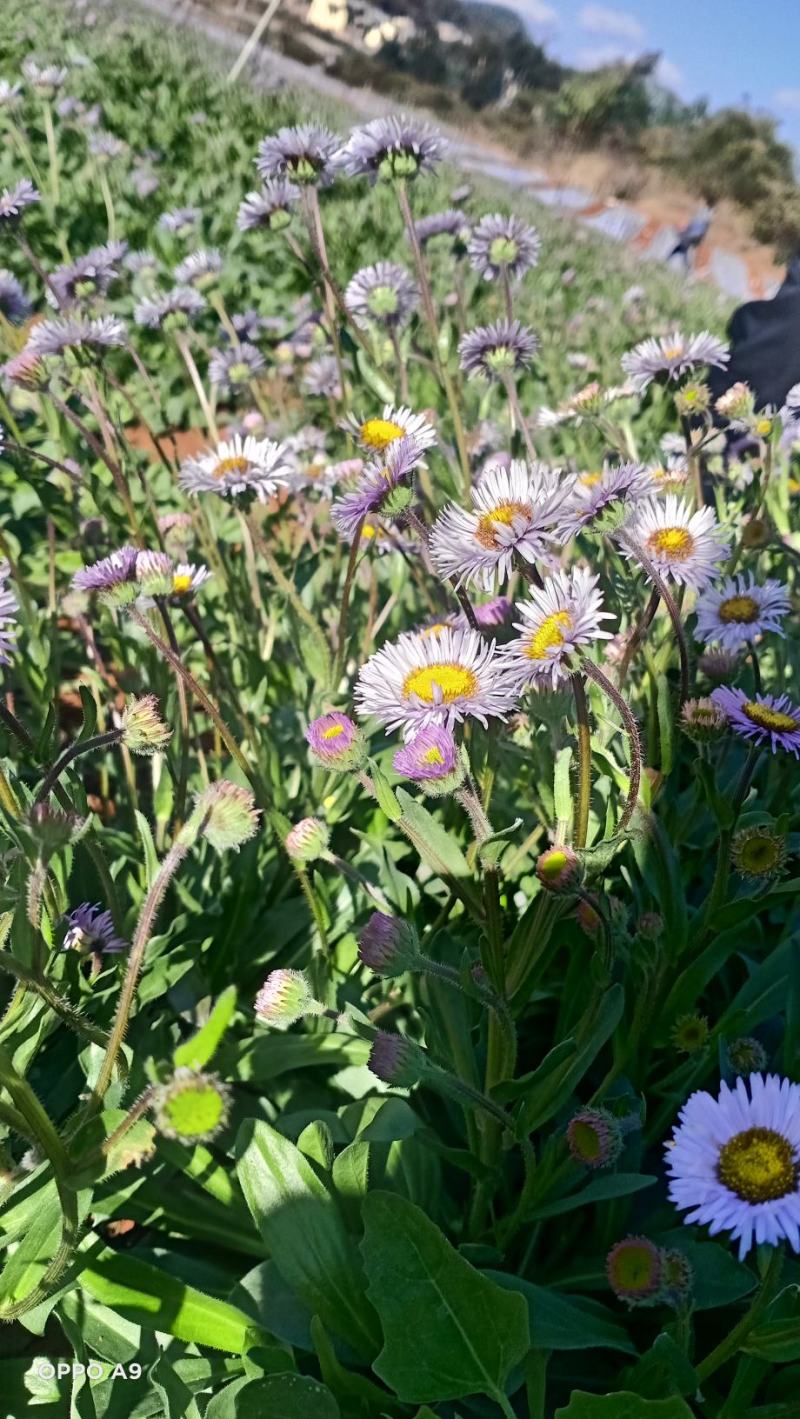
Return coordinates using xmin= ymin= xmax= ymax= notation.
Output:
xmin=430 ymin=460 xmax=566 ymax=590
xmin=63 ymin=902 xmax=128 ymax=955
xmin=0 ymin=179 xmax=40 ymax=226
xmin=231 ymin=310 xmax=266 ymax=343
xmin=125 ymin=248 xmax=159 ymax=278
xmin=335 ymin=114 xmax=446 ymax=183
xmin=134 ymin=285 xmax=205 ymax=330
xmin=356 ymin=625 xmax=517 ymax=736
xmin=174 ymin=248 xmax=223 ymax=291
xmin=131 ymin=166 xmax=160 ymax=200
xmin=88 ymin=131 xmax=127 ymax=162
xmin=503 ymin=568 xmax=615 ymax=691
xmin=305 ymin=711 xmax=366 ymax=770
xmin=179 ymin=433 xmax=291 ymax=503
xmin=341 ymin=404 xmax=436 ymax=456
xmin=344 ymin=261 xmax=418 ymax=332
xmin=208 ymin=342 xmax=264 ymax=392
xmin=237 ymin=179 xmax=300 ymax=232
xmin=558 ymin=462 xmax=653 ymax=538
xmin=303 ymin=354 xmax=342 ymax=399
xmin=331 ymin=436 xmax=422 ymax=541
xmin=72 ymin=545 xmax=139 ymax=596
xmin=623 ymin=495 xmax=730 ymax=590
xmin=622 ymin=331 xmax=729 ymax=391
xmin=158 ymin=206 xmax=201 ymax=238
xmin=472 ymin=596 xmax=513 ymax=628
xmin=0 ymin=269 xmax=31 ymax=323
xmin=26 ymin=315 xmax=127 ymax=357
xmin=0 ymin=81 xmax=22 ymax=110
xmin=22 ymin=60 xmax=67 ymax=97
xmin=695 ymin=574 xmax=790 ymax=651
xmin=413 ymin=209 xmax=471 ymax=248
xmin=710 ymin=687 xmax=800 ymax=757
xmin=459 ymin=319 xmax=538 ymax=381
xmin=49 ymin=241 xmax=128 ymax=308
xmin=256 ymin=124 xmax=340 ymax=185
xmin=666 ymin=1073 xmax=800 ymax=1259
xmin=0 ymin=561 xmax=19 ymax=667
xmin=2 ymin=350 xmax=48 ymax=391
xmin=467 ymin=213 xmax=540 ymax=283
xmin=393 ymin=724 xmax=460 ymax=782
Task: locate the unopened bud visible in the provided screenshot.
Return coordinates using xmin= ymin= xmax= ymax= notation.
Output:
xmin=153 ymin=1069 xmax=231 ymax=1143
xmin=358 ymin=912 xmax=421 ymax=976
xmin=254 ymin=968 xmax=319 ymax=1027
xmin=285 ymin=816 xmax=329 ymax=866
xmin=606 ymin=1236 xmax=664 ymax=1308
xmin=566 ymin=1107 xmax=623 ymax=1170
xmin=120 ymin=695 xmax=172 ymax=755
xmin=368 ymin=1030 xmax=428 ymax=1088
xmin=191 ymin=781 xmax=260 ymax=852
xmin=305 ymin=712 xmax=367 ymax=772
xmin=536 ymin=844 xmax=581 ymax=893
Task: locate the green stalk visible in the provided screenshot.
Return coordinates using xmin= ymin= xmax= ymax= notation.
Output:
xmin=41 ymin=100 xmax=60 ymax=209
xmin=696 ymin=1245 xmax=783 ymax=1383
xmin=34 ymin=728 xmax=123 ymax=806
xmin=579 ymin=656 xmax=642 ymax=833
xmin=571 ymin=672 xmax=592 ymax=849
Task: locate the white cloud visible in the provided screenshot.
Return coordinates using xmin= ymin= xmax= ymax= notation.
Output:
xmin=573 ymin=43 xmax=637 ymax=69
xmin=578 ymin=5 xmax=644 ymax=43
xmin=774 ymin=88 xmax=800 ymax=114
xmin=507 ymin=0 xmax=560 ymax=29
xmin=655 ymin=56 xmax=686 ymax=94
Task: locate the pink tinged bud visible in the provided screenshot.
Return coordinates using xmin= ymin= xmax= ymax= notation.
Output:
xmin=192 ymin=781 xmax=260 ymax=852
xmin=120 ymin=694 xmax=172 ymax=755
xmin=661 ymin=1249 xmax=693 ymax=1308
xmin=368 ymin=1030 xmax=427 ymax=1088
xmin=285 ymin=816 xmax=329 ymax=865
xmin=358 ymin=912 xmax=420 ymax=976
xmin=536 ymin=844 xmax=581 ymax=893
xmin=637 ymin=911 xmax=664 ymax=941
xmin=305 ymin=712 xmax=366 ymax=771
xmin=576 ymin=894 xmax=602 ymax=937
xmin=254 ymin=968 xmax=316 ymax=1027
xmin=566 ymin=1108 xmax=623 ymax=1170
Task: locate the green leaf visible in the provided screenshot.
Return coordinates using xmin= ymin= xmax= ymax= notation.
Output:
xmin=173 ymin=987 xmax=237 ymax=1071
xmin=368 ymin=764 xmax=402 ymax=824
xmin=555 ymin=1394 xmax=694 ymax=1418
xmin=134 ymin=810 xmax=159 ymax=891
xmin=395 ymin=789 xmax=472 ymax=880
xmin=360 ymin=1190 xmax=529 ymax=1404
xmin=527 ymin=1172 xmax=657 ymax=1220
xmin=66 ymin=1109 xmax=156 ymax=1189
xmin=621 ymin=1333 xmax=697 ymax=1400
xmin=478 ymin=818 xmax=523 ymax=871
xmin=554 ymin=747 xmax=573 ymax=827
xmin=235 ymin=1119 xmax=379 ymax=1359
xmin=519 ymin=985 xmax=625 ymax=1133
xmin=355 ymin=350 xmax=395 ymax=405
xmin=148 ymin=1355 xmax=203 ymax=1419
xmin=485 ymin=1272 xmax=635 ymax=1354
xmin=493 ymin=1039 xmax=577 ymax=1103
xmin=655 ymin=1233 xmax=756 ymax=1311
xmin=209 ymin=1374 xmax=340 ymax=1419
xmin=656 ymin=675 xmax=674 ymax=775
xmin=311 ymin=1315 xmax=402 ymax=1417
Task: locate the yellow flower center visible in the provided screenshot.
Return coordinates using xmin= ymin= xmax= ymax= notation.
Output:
xmin=525 ymin=609 xmax=573 ymax=660
xmin=475 ymin=500 xmax=531 ymax=549
xmin=403 ymin=662 xmax=478 ymax=704
xmin=214 ymin=455 xmax=249 ymax=479
xmin=321 ymin=724 xmax=345 ymax=740
xmin=648 ymin=526 xmax=694 ymax=560
xmin=663 ymin=344 xmax=684 ymax=360
xmin=649 ymin=466 xmax=667 ymax=481
xmin=738 ymin=834 xmax=781 ymax=873
xmin=359 ymin=417 xmax=405 ymax=451
xmin=422 ymin=745 xmax=445 ymax=765
xmin=743 ymin=702 xmax=799 ymax=734
xmin=579 ymin=472 xmax=603 ymax=487
xmin=718 ymin=1126 xmax=797 ymax=1202
xmin=719 ymin=595 xmax=759 ymax=624
xmin=756 ymin=418 xmax=773 ymax=437
xmin=418 ymin=622 xmax=453 ymax=637
xmin=172 ymin=573 xmax=192 ymax=593
xmin=361 ymin=523 xmax=377 ymax=539
xmin=571 ymin=1119 xmax=602 ymax=1161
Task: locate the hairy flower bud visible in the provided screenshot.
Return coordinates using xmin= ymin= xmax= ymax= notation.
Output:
xmin=671 ymin=1012 xmax=709 ymax=1055
xmin=536 ymin=844 xmax=582 ymax=893
xmin=368 ymin=1030 xmax=428 ymax=1088
xmin=566 ymin=1107 xmax=623 ymax=1170
xmin=680 ymin=696 xmax=727 ymax=742
xmin=636 ymin=911 xmax=664 ymax=941
xmin=254 ymin=968 xmax=319 ymax=1027
xmin=305 ymin=712 xmax=367 ymax=772
xmin=725 ymin=1036 xmax=768 ymax=1076
xmin=606 ymin=1236 xmax=664 ymax=1308
xmin=119 ymin=695 xmax=172 ymax=755
xmin=358 ymin=912 xmax=421 ymax=976
xmin=285 ymin=816 xmax=329 ymax=866
xmin=191 ymin=781 xmax=260 ymax=852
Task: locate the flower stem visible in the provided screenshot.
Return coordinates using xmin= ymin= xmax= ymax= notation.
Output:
xmin=571 ymin=672 xmax=592 ymax=849
xmin=34 ymin=728 xmax=123 ymax=806
xmin=616 ymin=532 xmax=690 ymax=702
xmin=41 ymin=100 xmax=60 ymax=209
xmin=580 ymin=657 xmax=642 ymax=832
xmin=333 ymin=518 xmax=365 ymax=685
xmin=175 ymin=331 xmax=219 ymax=440
xmin=696 ymin=1245 xmax=783 ymax=1383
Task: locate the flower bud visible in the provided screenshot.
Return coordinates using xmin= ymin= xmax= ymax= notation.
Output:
xmin=671 ymin=1012 xmax=709 ymax=1055
xmin=680 ymin=696 xmax=727 ymax=742
xmin=285 ymin=816 xmax=329 ymax=866
xmin=536 ymin=844 xmax=582 ymax=893
xmin=606 ymin=1236 xmax=664 ymax=1308
xmin=305 ymin=712 xmax=367 ymax=772
xmin=636 ymin=911 xmax=664 ymax=941
xmin=675 ymin=382 xmax=710 ymax=417
xmin=661 ymin=1248 xmax=693 ymax=1308
xmin=191 ymin=781 xmax=260 ymax=852
xmin=731 ymin=822 xmax=787 ymax=881
xmin=20 ymin=803 xmax=87 ymax=859
xmin=254 ymin=968 xmax=319 ymax=1027
xmin=566 ymin=1107 xmax=623 ymax=1170
xmin=153 ymin=1069 xmax=231 ymax=1143
xmin=358 ymin=912 xmax=421 ymax=976
xmin=392 ymin=725 xmax=465 ymax=796
xmin=135 ymin=550 xmax=174 ymax=597
xmin=698 ymin=649 xmax=739 ymax=683
xmin=119 ymin=695 xmax=172 ymax=755
xmin=368 ymin=1030 xmax=428 ymax=1088
xmin=725 ymin=1036 xmax=768 ymax=1076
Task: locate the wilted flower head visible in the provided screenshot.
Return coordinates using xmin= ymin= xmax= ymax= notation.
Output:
xmin=467 ymin=212 xmax=540 ymax=283
xmin=711 ymin=686 xmax=800 ymax=757
xmin=285 ymin=816 xmax=330 ymax=866
xmin=567 ymin=1108 xmax=623 ymax=1169
xmin=0 ymin=561 xmax=18 ymax=667
xmin=536 ymin=844 xmax=581 ymax=893
xmin=303 ymin=354 xmax=342 ymax=399
xmin=694 ymin=573 xmax=789 ymax=651
xmin=63 ymin=902 xmax=128 ymax=955
xmin=606 ymin=1237 xmax=665 ymax=1307
xmin=559 ymin=462 xmax=652 ymax=539
xmin=256 ymin=124 xmax=340 ymax=185
xmin=208 ymin=341 xmax=265 ymax=392
xmin=0 ymin=269 xmax=31 ymax=323
xmin=305 ymin=712 xmax=366 ymax=771
xmin=134 ymin=285 xmax=205 ymax=330
xmin=237 ymin=179 xmax=300 ymax=232
xmin=621 ymin=330 xmax=729 ymax=391
xmin=392 ymin=724 xmax=464 ymax=791
xmin=125 ymin=248 xmax=160 ymax=278
xmin=0 ymin=179 xmax=40 ymax=226
xmin=179 ymin=433 xmax=290 ymax=503
xmin=680 ymin=696 xmax=728 ymax=742
xmin=731 ymin=822 xmax=788 ymax=881
xmin=153 ymin=1069 xmax=231 ymax=1143
xmin=716 ymin=381 xmax=755 ymax=427
xmin=158 ymin=205 xmax=201 ymax=237
xmin=335 ymin=115 xmax=446 ymax=183
xmin=698 ymin=647 xmax=739 ymax=682
xmin=671 ymin=1012 xmax=710 ymax=1054
xmin=459 ymin=319 xmax=538 ymax=381
xmin=26 ymin=315 xmax=127 ymax=358
xmin=358 ymin=912 xmax=422 ymax=976
xmin=191 ymin=781 xmax=260 ymax=852
xmin=119 ymin=695 xmax=172 ymax=755
xmin=726 ymin=1037 xmax=768 ymax=1076
xmin=345 ymin=261 xmax=418 ymax=331
xmin=88 ymin=130 xmax=127 ymax=162
xmin=254 ymin=968 xmax=319 ymax=1027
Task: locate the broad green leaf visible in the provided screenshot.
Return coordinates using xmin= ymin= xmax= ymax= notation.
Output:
xmin=148 ymin=1355 xmax=203 ymax=1419
xmin=395 ymin=789 xmax=472 ymax=880
xmin=332 ymin=1140 xmax=371 ymax=1201
xmin=555 ymin=1394 xmax=694 ymax=1418
xmin=360 ymin=1191 xmax=529 ymax=1405
xmin=209 ymin=1373 xmax=340 ymax=1418
xmin=235 ymin=1119 xmax=379 ymax=1359
xmin=528 ymin=1172 xmax=657 ymax=1220
xmin=554 ymin=747 xmax=573 ymax=827
xmin=311 ymin=1315 xmax=402 ymax=1417
xmin=173 ymin=986 xmax=237 ymax=1071
xmin=134 ymin=810 xmax=159 ymax=890
xmin=66 ymin=1109 xmax=156 ymax=1189
xmin=485 ymin=1271 xmax=635 ymax=1354
xmin=655 ymin=1233 xmax=755 ymax=1311
xmin=297 ymin=1120 xmax=335 ymax=1171
xmin=79 ymin=1248 xmax=261 ymax=1353
xmin=369 ymin=764 xmax=402 ymax=824
xmin=493 ymin=1039 xmax=577 ymax=1103
xmin=621 ymin=1333 xmax=697 ymax=1400
xmin=519 ymin=985 xmax=625 ymax=1133
xmin=231 ymin=1032 xmax=370 ymax=1083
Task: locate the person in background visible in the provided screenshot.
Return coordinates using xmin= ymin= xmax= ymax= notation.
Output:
xmin=707 ymin=250 xmax=800 ymax=414
xmin=670 ymin=207 xmax=712 ymax=269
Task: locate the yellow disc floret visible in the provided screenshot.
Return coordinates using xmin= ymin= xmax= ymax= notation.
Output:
xmin=718 ymin=1126 xmax=797 ymax=1202
xmin=404 ymin=663 xmax=478 ymax=704
xmin=359 ymin=417 xmax=405 ymax=451
xmin=525 ymin=609 xmax=573 ymax=660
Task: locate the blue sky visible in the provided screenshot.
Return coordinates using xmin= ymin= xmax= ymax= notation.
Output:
xmin=495 ymin=1 xmax=800 ymax=154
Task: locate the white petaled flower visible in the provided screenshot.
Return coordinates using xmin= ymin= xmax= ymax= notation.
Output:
xmin=557 ymin=462 xmax=652 ymax=539
xmin=666 ymin=1073 xmax=800 ymax=1260
xmin=171 ymin=562 xmax=212 ymax=597
xmin=621 ymin=330 xmax=729 ymax=391
xmin=623 ymin=495 xmax=730 ymax=590
xmin=341 ymin=404 xmax=436 ymax=456
xmin=331 ymin=437 xmax=422 ymax=541
xmin=467 ymin=212 xmax=540 ymax=283
xmin=694 ymin=573 xmax=790 ymax=651
xmin=503 ymin=568 xmax=615 ymax=691
xmin=179 ymin=434 xmax=291 ymax=502
xmin=355 ymin=626 xmax=517 ymax=737
xmin=429 ymin=460 xmax=567 ymax=590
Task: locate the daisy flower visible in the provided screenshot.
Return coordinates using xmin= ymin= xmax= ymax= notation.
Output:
xmin=0 ymin=179 xmax=40 ymax=225
xmin=335 ymin=114 xmax=446 ymax=183
xmin=134 ymin=285 xmax=205 ymax=330
xmin=22 ymin=60 xmax=67 ymax=96
xmin=342 ymin=404 xmax=436 ymax=456
xmin=535 ymin=382 xmax=636 ymax=429
xmin=63 ymin=902 xmax=128 ymax=955
xmin=413 ymin=209 xmax=471 ymax=248
xmin=0 ymin=81 xmax=22 ymax=110
xmin=125 ymin=249 xmax=160 ymax=278
xmin=429 ymin=459 xmax=565 ymax=590
xmin=0 ymin=562 xmax=19 ymax=667
xmin=179 ymin=433 xmax=291 ymax=503
xmin=174 ymin=248 xmax=223 ymax=291
xmin=256 ymin=124 xmax=340 ymax=185
xmin=467 ymin=213 xmax=540 ymax=283
xmin=355 ymin=625 xmax=516 ymax=736
xmin=344 ymin=261 xmax=418 ymax=331
xmin=158 ymin=206 xmax=201 ymax=237
xmin=393 ymin=724 xmax=462 ymax=783
xmin=711 ymin=687 xmax=800 ymax=757
xmin=208 ymin=342 xmax=265 ymax=392
xmin=0 ymin=269 xmax=31 ymax=324
xmin=171 ymin=562 xmax=212 ymax=597
xmin=25 ymin=316 xmax=127 ymax=358
xmin=666 ymin=1073 xmax=800 ymax=1259
xmin=305 ymin=711 xmax=365 ymax=771
xmin=622 ymin=330 xmax=729 ymax=392
xmin=503 ymin=568 xmax=615 ymax=691
xmin=558 ymin=462 xmax=653 ymax=539
xmin=303 ymin=354 xmax=342 ymax=399
xmin=331 ymin=437 xmax=422 ymax=541
xmin=458 ymin=319 xmax=538 ymax=381
xmin=623 ymin=495 xmax=730 ymax=590
xmin=237 ymin=179 xmax=300 ymax=232
xmin=695 ymin=574 xmax=790 ymax=651
xmin=49 ymin=241 xmax=127 ymax=308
